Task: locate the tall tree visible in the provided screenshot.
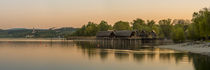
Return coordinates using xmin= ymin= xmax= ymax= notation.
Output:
xmin=192 ymin=8 xmax=210 ymax=40
xmin=85 ymin=22 xmax=98 ymax=36
xmin=71 ymin=22 xmax=98 ymax=36
xmin=171 ymin=20 xmax=189 ymax=42
xmin=98 ymin=20 xmax=112 ymax=31
xmin=132 ymin=18 xmax=146 ymax=31
xmin=187 ymin=23 xmax=201 ymax=40
xmin=113 ymin=21 xmax=131 ymax=30
xmin=147 ymin=20 xmax=155 ymax=27
xmin=146 ymin=20 xmax=156 ymax=32
xmin=171 ymin=26 xmax=185 ymax=42
xmin=158 ymin=19 xmax=172 ymax=39
xmin=172 ymin=19 xmax=190 ymax=31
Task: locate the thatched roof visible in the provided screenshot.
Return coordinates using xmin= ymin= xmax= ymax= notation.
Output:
xmin=114 ymin=30 xmax=135 ymax=37
xmin=137 ymin=30 xmax=148 ymax=37
xmin=150 ymin=30 xmax=157 ymax=37
xmin=96 ymin=31 xmax=114 ymax=37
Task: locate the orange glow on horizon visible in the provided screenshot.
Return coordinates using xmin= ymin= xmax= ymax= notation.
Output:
xmin=0 ymin=0 xmax=210 ymax=29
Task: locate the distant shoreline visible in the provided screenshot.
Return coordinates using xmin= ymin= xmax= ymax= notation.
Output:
xmin=0 ymin=38 xmax=66 ymax=42
xmin=156 ymin=42 xmax=210 ymax=57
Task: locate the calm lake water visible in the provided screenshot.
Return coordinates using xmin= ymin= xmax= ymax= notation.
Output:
xmin=0 ymin=39 xmax=209 ymax=70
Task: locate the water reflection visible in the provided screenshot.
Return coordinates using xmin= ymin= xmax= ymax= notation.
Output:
xmin=0 ymin=40 xmax=209 ymax=70
xmin=74 ymin=40 xmax=210 ymax=70
xmin=115 ymin=52 xmax=129 ymax=61
xmin=75 ymin=40 xmax=157 ymax=50
xmin=99 ymin=50 xmax=109 ymax=61
xmin=133 ymin=53 xmax=145 ymax=62
xmin=191 ymin=54 xmax=210 ymax=70
xmin=0 ymin=40 xmax=74 ymax=48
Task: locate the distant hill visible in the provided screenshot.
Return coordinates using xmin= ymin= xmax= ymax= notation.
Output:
xmin=7 ymin=28 xmax=28 ymax=30
xmin=0 ymin=27 xmax=78 ymax=38
xmin=6 ymin=28 xmax=49 ymax=31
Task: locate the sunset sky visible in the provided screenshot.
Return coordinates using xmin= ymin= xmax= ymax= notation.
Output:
xmin=0 ymin=0 xmax=210 ymax=29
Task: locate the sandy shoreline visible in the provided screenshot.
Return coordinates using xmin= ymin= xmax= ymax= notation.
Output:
xmin=156 ymin=41 xmax=210 ymax=56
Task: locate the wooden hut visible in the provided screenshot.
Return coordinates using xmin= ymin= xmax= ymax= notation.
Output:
xmin=114 ymin=30 xmax=136 ymax=38
xmin=149 ymin=30 xmax=157 ymax=39
xmin=137 ymin=30 xmax=148 ymax=38
xmin=96 ymin=31 xmax=115 ymax=38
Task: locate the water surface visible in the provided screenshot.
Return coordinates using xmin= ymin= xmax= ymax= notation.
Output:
xmin=0 ymin=39 xmax=209 ymax=70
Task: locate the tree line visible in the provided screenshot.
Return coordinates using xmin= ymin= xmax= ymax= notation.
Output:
xmin=70 ymin=8 xmax=210 ymax=42
xmin=0 ymin=27 xmax=78 ymax=38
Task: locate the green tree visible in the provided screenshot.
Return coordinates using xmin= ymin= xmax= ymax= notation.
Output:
xmin=171 ymin=23 xmax=186 ymax=42
xmin=84 ymin=22 xmax=98 ymax=36
xmin=146 ymin=20 xmax=156 ymax=32
xmin=71 ymin=22 xmax=98 ymax=36
xmin=172 ymin=19 xmax=190 ymax=31
xmin=146 ymin=20 xmax=161 ymax=38
xmin=187 ymin=23 xmax=201 ymax=40
xmin=132 ymin=18 xmax=146 ymax=31
xmin=113 ymin=21 xmax=131 ymax=30
xmin=98 ymin=20 xmax=112 ymax=31
xmin=192 ymin=8 xmax=210 ymax=40
xmin=147 ymin=20 xmax=155 ymax=27
xmin=158 ymin=19 xmax=172 ymax=39
xmin=71 ymin=25 xmax=86 ymax=36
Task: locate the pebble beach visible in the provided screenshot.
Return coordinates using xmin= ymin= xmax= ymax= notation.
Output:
xmin=157 ymin=41 xmax=210 ymax=56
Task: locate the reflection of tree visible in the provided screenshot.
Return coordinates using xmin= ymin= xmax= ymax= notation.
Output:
xmin=172 ymin=53 xmax=185 ymax=63
xmin=159 ymin=53 xmax=187 ymax=63
xmin=133 ymin=53 xmax=145 ymax=62
xmin=72 ymin=40 xmax=210 ymax=70
xmin=99 ymin=50 xmax=108 ymax=61
xmin=158 ymin=52 xmax=210 ymax=70
xmin=86 ymin=49 xmax=97 ymax=59
xmin=74 ymin=41 xmax=98 ymax=59
xmin=192 ymin=54 xmax=210 ymax=70
xmin=159 ymin=53 xmax=171 ymax=61
xmin=147 ymin=53 xmax=155 ymax=60
xmin=115 ymin=52 xmax=129 ymax=61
